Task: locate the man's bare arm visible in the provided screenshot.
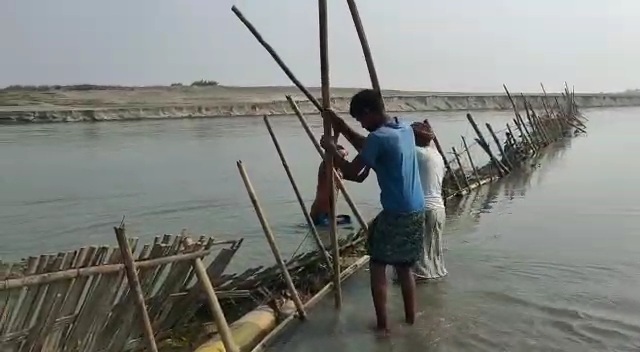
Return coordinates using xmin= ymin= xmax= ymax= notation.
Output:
xmin=332 ymin=154 xmax=370 ymax=183
xmin=323 ymin=110 xmax=366 ymax=151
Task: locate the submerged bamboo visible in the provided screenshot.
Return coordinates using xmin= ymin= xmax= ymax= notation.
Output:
xmin=236 ymin=161 xmax=307 ymax=319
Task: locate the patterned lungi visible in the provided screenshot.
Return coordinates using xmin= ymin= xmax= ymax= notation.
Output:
xmin=367 ymin=210 xmax=425 ymax=266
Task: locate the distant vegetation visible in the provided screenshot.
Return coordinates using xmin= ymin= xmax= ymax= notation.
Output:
xmin=0 ymin=80 xmax=221 ymax=92
xmin=189 ymin=79 xmax=219 ymax=87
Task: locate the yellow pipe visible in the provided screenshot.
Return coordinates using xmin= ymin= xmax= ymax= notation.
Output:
xmin=195 ymin=301 xmax=296 ymax=352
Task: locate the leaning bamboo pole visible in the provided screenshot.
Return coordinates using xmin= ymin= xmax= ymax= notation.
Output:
xmin=184 ymin=238 xmax=239 ymax=352
xmin=345 ymin=0 xmax=383 ymax=105
xmin=461 ymin=136 xmax=481 ymax=186
xmin=318 ymin=0 xmax=341 ymax=309
xmin=263 ymin=115 xmax=334 ymax=274
xmin=237 ymin=161 xmax=307 ymax=319
xmin=114 ymin=225 xmax=158 ymax=352
xmin=231 ymin=6 xmax=321 ymax=112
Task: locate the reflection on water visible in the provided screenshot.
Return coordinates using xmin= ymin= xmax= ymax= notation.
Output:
xmin=2 ymin=108 xmax=640 ymax=351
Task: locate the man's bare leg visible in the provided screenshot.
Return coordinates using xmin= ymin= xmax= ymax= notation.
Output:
xmin=369 ymin=261 xmax=389 ymax=332
xmin=395 ymin=265 xmax=417 ymax=325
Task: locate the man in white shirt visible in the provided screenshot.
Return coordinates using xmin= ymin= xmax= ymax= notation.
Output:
xmin=411 ymin=120 xmax=448 ymax=280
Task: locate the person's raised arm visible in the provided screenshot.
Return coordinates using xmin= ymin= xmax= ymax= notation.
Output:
xmin=322 ymin=109 xmax=366 ymax=152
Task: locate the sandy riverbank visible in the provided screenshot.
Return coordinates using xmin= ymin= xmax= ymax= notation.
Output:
xmin=1 ymin=85 xmax=639 ymax=123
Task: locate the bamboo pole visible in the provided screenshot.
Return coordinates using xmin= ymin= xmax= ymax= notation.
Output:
xmin=345 ymin=0 xmax=383 ymax=105
xmin=424 ymin=119 xmax=463 ymax=194
xmin=318 ymin=0 xmax=341 ymax=309
xmin=503 ymin=85 xmax=536 ymax=151
xmin=451 ymin=147 xmax=471 ymax=191
xmin=505 ymin=123 xmax=519 ymax=159
xmin=184 ymin=238 xmax=239 ymax=352
xmin=521 ymin=97 xmax=544 ymax=146
xmin=231 ymin=6 xmax=322 ymax=111
xmin=485 ymin=123 xmax=513 ymax=170
xmin=461 ymin=136 xmax=480 ymax=187
xmin=236 ymin=161 xmax=307 ymax=319
xmin=0 ymin=247 xmax=219 ymax=290
xmin=114 ymin=225 xmax=158 ymax=352
xmin=263 ymin=115 xmax=333 ymax=274
xmin=466 ymin=113 xmax=508 ymax=176
xmin=285 ymin=95 xmax=368 ymax=231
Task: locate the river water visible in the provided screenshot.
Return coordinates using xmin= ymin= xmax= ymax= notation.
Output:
xmin=1 ymin=108 xmax=639 ymax=351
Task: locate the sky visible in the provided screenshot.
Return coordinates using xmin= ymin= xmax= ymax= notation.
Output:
xmin=1 ymin=0 xmax=639 ymax=92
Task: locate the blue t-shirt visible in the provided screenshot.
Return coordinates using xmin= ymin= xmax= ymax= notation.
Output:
xmin=359 ymin=119 xmax=425 ymax=213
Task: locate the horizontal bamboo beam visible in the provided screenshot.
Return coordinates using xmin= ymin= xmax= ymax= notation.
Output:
xmin=0 ymin=247 xmax=217 ymax=290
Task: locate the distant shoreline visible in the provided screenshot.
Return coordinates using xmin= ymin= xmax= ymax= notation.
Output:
xmin=1 ymin=85 xmax=640 ymax=123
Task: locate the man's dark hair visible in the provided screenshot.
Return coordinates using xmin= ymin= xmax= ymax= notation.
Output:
xmin=349 ymin=89 xmax=384 ymax=118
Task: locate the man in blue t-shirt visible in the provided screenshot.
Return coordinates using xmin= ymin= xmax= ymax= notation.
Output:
xmin=320 ymin=89 xmax=425 ymax=334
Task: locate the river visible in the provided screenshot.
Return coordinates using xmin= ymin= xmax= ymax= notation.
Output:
xmin=1 ymin=108 xmax=639 ymax=351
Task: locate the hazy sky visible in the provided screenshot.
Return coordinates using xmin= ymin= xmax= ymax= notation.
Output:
xmin=1 ymin=0 xmax=639 ymax=92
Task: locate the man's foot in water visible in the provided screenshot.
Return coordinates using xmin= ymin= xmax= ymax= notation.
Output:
xmin=369 ymin=322 xmax=390 ymax=338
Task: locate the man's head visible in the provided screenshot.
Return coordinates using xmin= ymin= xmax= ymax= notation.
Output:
xmin=349 ymin=89 xmax=387 ymax=132
xmin=411 ymin=120 xmax=435 ymax=147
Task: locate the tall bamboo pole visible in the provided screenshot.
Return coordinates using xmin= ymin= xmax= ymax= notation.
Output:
xmin=345 ymin=0 xmax=383 ymax=105
xmin=318 ymin=0 xmax=341 ymax=309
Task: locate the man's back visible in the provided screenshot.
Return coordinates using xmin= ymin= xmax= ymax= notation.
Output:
xmin=360 ymin=121 xmax=424 ymax=213
xmin=415 ymin=145 xmax=445 ymax=209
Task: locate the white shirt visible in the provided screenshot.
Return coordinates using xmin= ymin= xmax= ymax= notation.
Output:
xmin=415 ymin=145 xmax=445 ymax=209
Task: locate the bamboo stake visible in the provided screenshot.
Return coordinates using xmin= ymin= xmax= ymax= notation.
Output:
xmin=528 ymin=102 xmax=551 ymax=143
xmin=114 ymin=225 xmax=158 ymax=352
xmin=505 ymin=123 xmax=519 ymax=160
xmin=466 ymin=113 xmax=508 ymax=176
xmin=451 ymin=147 xmax=471 ymax=191
xmin=236 ymin=161 xmax=307 ymax=319
xmin=461 ymin=136 xmax=480 ymax=187
xmin=318 ymin=0 xmax=341 ymax=309
xmin=285 ymin=95 xmax=368 ymax=231
xmin=231 ymin=6 xmax=322 ymax=111
xmin=503 ymin=85 xmax=536 ymax=151
xmin=423 ymin=119 xmax=463 ymax=194
xmin=263 ymin=115 xmax=333 ymax=274
xmin=345 ymin=0 xmax=383 ymax=104
xmin=521 ymin=96 xmax=543 ymax=146
xmin=485 ymin=123 xmax=513 ymax=170
xmin=184 ymin=238 xmax=239 ymax=352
